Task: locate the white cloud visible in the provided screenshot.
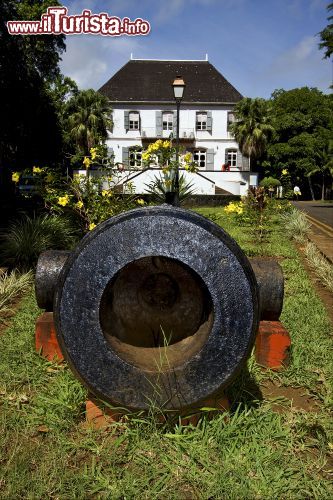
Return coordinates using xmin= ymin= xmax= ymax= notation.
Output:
xmin=60 ymin=34 xmax=143 ymax=89
xmin=257 ymin=35 xmax=332 ymax=96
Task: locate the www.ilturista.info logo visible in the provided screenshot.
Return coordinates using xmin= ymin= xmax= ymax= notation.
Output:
xmin=7 ymin=6 xmax=151 ymax=36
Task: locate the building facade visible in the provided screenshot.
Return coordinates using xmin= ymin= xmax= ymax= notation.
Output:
xmin=99 ymin=58 xmax=258 ymax=195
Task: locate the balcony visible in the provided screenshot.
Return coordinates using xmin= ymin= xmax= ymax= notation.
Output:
xmin=140 ymin=127 xmax=196 ymax=140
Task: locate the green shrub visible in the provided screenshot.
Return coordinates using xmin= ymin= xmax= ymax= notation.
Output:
xmin=0 ymin=214 xmax=79 ymax=271
xmin=259 ymin=176 xmax=281 ymax=189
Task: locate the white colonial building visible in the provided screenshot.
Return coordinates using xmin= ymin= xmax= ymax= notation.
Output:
xmin=98 ymin=57 xmax=258 ymax=196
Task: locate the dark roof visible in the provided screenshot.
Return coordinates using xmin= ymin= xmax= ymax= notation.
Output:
xmin=99 ymin=60 xmax=242 ymax=103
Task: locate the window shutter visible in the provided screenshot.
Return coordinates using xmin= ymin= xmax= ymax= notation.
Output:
xmin=122 ymin=147 xmax=129 ymax=166
xmin=225 ymin=149 xmax=229 ymax=164
xmin=206 ymin=148 xmax=214 ymax=170
xmin=206 ymin=111 xmax=212 ymax=132
xmin=173 ymin=112 xmax=177 ymax=136
xmin=124 ymin=111 xmax=129 ymax=131
xmin=237 ymin=150 xmax=243 ymax=170
xmin=156 ymin=111 xmax=162 ymax=137
xmin=138 ymin=112 xmax=141 ymax=131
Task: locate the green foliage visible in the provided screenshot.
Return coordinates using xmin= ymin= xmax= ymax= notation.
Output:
xmin=229 ymin=97 xmax=274 ymax=164
xmin=259 ymin=176 xmax=281 ymax=189
xmin=318 ymin=2 xmax=333 ymax=59
xmin=0 ymin=214 xmax=78 ymax=271
xmin=266 ymin=88 xmax=333 ymax=198
xmin=12 ymin=152 xmax=144 ymax=232
xmin=0 ymin=270 xmax=33 ymax=317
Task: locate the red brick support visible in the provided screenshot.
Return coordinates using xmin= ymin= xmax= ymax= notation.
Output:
xmin=255 ymin=320 xmax=291 ymax=370
xmin=35 ymin=312 xmax=64 ymax=362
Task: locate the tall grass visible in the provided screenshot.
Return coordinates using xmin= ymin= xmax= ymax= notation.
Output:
xmin=280 ymin=208 xmax=311 ymax=242
xmin=0 ymin=270 xmax=33 ymax=318
xmin=304 ymin=241 xmax=333 ymax=293
xmin=0 ymin=213 xmax=79 ymax=271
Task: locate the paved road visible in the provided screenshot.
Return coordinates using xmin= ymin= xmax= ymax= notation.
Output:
xmin=293 ymin=201 xmax=333 ymax=229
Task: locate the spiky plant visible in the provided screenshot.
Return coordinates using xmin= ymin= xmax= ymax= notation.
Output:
xmin=0 ymin=214 xmax=79 ymax=271
xmin=145 ymin=173 xmax=195 ymax=204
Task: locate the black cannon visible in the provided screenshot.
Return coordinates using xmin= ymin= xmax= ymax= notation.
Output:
xmin=35 ymin=205 xmax=284 ymax=411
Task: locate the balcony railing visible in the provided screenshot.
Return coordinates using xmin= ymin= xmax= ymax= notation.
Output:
xmin=140 ymin=127 xmax=195 ymax=139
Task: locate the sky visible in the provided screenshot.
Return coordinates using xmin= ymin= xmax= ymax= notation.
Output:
xmin=59 ymin=0 xmax=333 ymax=98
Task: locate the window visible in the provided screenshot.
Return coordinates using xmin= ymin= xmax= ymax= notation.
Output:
xmin=129 ymin=147 xmax=142 ymax=167
xmin=129 ymin=112 xmax=140 ymax=130
xmin=227 ymin=149 xmax=237 ymax=168
xmin=163 ymin=112 xmax=173 ymax=131
xmin=196 ymin=112 xmax=207 ymax=130
xmin=227 ymin=112 xmax=235 ymax=130
xmin=193 ymin=149 xmax=206 ymax=169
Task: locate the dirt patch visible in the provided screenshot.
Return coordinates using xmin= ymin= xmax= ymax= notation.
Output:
xmin=261 ymin=380 xmax=319 ymax=413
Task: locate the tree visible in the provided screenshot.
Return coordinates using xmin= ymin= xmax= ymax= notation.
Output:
xmin=229 ymin=98 xmax=274 ymax=169
xmin=306 ymin=136 xmax=333 ymax=200
xmin=318 ymin=2 xmax=333 ymax=59
xmin=0 ymin=0 xmax=66 ymax=196
xmin=64 ymin=90 xmax=113 ymax=158
xmin=266 ymin=88 xmax=333 ymax=199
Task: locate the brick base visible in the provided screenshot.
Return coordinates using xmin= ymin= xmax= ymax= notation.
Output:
xmin=255 ymin=320 xmax=291 ymax=370
xmin=35 ymin=314 xmax=291 ymax=425
xmin=35 ymin=312 xmax=64 ymax=362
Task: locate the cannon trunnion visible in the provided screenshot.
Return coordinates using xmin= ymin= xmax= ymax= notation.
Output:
xmin=35 ymin=206 xmax=284 ymax=412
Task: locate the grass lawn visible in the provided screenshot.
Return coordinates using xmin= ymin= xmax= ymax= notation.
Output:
xmin=0 ymin=206 xmax=332 ymax=499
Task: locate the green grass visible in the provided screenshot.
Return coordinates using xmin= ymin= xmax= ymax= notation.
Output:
xmin=0 ymin=207 xmax=332 ymax=499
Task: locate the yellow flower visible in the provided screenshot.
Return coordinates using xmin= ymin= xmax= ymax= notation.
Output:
xmin=83 ymin=156 xmax=91 ymax=168
xmin=12 ymin=172 xmax=20 ymax=183
xmin=57 ymin=195 xmax=70 ymax=207
xmin=163 ymin=140 xmax=170 ymax=148
xmin=184 ymin=152 xmax=192 ymax=163
xmin=136 ymin=198 xmax=145 ymax=205
xmin=89 ymin=222 xmax=96 ymax=231
xmin=281 ymin=169 xmax=288 ymax=175
xmin=101 ymin=190 xmax=112 ymax=197
xmin=33 ymin=166 xmax=43 ymax=174
xmin=75 ymin=200 xmax=83 ymax=209
xmin=90 ymin=147 xmax=98 ymax=160
xmin=142 ymin=152 xmax=150 ymax=161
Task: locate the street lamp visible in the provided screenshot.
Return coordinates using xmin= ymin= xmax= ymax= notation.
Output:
xmin=166 ymin=76 xmax=185 ymax=206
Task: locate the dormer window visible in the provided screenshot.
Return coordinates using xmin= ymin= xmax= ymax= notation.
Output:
xmin=227 ymin=112 xmax=235 ymax=130
xmin=196 ymin=112 xmax=207 ymax=130
xmin=163 ymin=112 xmax=173 ymax=131
xmin=129 ymin=111 xmax=140 ymax=130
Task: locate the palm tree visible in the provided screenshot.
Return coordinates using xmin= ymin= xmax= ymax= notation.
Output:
xmin=229 ymin=98 xmax=274 ymax=168
xmin=306 ymin=140 xmax=333 ymax=200
xmin=65 ymin=89 xmax=112 ymax=155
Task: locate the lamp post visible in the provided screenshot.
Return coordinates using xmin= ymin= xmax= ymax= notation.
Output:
xmin=166 ymin=76 xmax=185 ymax=206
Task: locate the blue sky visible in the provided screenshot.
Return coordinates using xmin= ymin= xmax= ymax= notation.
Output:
xmin=60 ymin=0 xmax=332 ymax=98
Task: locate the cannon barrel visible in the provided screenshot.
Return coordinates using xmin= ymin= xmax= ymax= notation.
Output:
xmin=35 ymin=206 xmax=284 ymax=411
xmin=36 ymin=255 xmax=284 ymax=321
